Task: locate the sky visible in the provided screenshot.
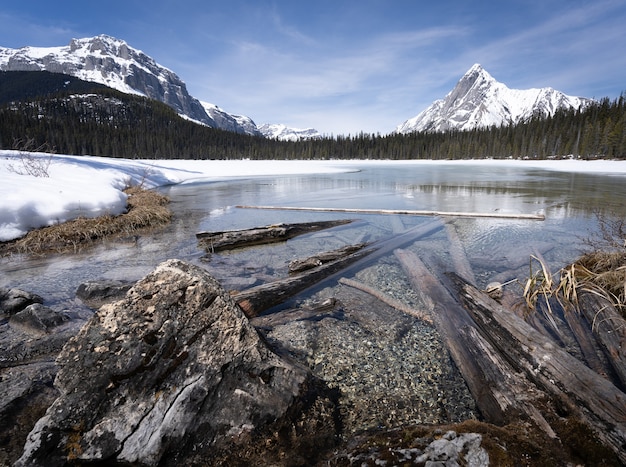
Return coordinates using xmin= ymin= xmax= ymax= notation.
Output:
xmin=0 ymin=1 xmax=625 ymax=135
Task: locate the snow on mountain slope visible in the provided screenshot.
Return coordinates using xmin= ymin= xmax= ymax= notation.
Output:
xmin=258 ymin=123 xmax=321 ymax=141
xmin=200 ymin=102 xmax=261 ymax=136
xmin=396 ymin=64 xmax=593 ymax=134
xmin=0 ymin=35 xmax=257 ymax=135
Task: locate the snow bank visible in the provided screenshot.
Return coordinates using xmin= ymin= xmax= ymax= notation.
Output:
xmin=0 ymin=152 xmax=351 ymax=241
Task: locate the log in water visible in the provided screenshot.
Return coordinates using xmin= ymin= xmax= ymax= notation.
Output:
xmin=236 ymin=205 xmax=546 ymax=220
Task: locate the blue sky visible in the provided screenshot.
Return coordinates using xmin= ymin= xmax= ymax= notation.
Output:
xmin=1 ymin=0 xmax=625 ymax=135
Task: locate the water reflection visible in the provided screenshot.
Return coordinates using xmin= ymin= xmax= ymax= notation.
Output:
xmin=1 ymin=162 xmax=625 ymax=308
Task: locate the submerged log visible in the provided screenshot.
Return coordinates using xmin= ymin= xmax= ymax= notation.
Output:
xmin=234 ymin=247 xmax=374 ymax=317
xmin=394 ymin=248 xmax=553 ymax=430
xmin=235 ymin=219 xmax=444 ymax=318
xmin=196 ymin=219 xmax=353 ymax=252
xmin=289 ymin=243 xmax=369 ymax=273
xmin=338 ymin=277 xmax=432 ymax=324
xmin=397 ymin=248 xmax=626 ymax=461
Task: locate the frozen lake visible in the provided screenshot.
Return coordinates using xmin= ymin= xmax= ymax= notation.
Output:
xmin=1 ymin=160 xmax=625 ymax=311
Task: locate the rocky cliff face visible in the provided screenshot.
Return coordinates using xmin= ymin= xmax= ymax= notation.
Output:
xmin=258 ymin=123 xmax=322 ymax=141
xmin=0 ymin=35 xmax=241 ymax=132
xmin=396 ymin=64 xmax=593 ymax=134
xmin=201 ymin=102 xmax=262 ymax=136
xmin=14 ymin=259 xmax=338 ymax=466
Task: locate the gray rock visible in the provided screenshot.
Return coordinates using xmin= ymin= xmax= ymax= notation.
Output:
xmin=16 ymin=259 xmax=338 ymax=466
xmin=416 ymin=431 xmax=489 ymax=467
xmin=0 ymin=287 xmax=43 ymax=318
xmin=75 ymin=279 xmax=133 ymax=308
xmin=9 ymin=304 xmax=70 ymax=337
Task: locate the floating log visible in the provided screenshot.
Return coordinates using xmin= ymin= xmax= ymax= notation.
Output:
xmin=196 ymin=219 xmax=353 ymax=252
xmin=236 ymin=205 xmax=546 ymax=220
xmin=338 ymin=277 xmax=432 ymax=324
xmin=289 ymin=243 xmax=369 ymax=273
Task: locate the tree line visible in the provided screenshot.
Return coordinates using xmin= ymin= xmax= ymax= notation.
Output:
xmin=0 ymin=71 xmax=624 ymax=160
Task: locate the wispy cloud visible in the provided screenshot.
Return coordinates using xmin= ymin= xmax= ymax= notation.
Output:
xmin=1 ymin=0 xmax=624 ymax=134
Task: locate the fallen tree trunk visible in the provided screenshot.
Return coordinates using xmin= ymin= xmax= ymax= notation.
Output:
xmin=235 ymin=219 xmax=444 ymax=318
xmin=394 ymin=248 xmax=554 ymax=430
xmin=234 ymin=247 xmax=374 ymax=317
xmin=397 ymin=248 xmax=626 ymax=461
xmin=448 ymin=272 xmax=626 ymax=464
xmin=236 ymin=205 xmax=546 ymax=220
xmin=289 ymin=243 xmax=369 ymax=273
xmin=196 ymin=219 xmax=353 ymax=252
xmin=338 ymin=277 xmax=432 ymax=324
xmin=577 ymin=292 xmax=626 ymax=390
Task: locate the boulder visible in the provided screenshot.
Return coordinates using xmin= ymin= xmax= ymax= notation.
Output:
xmin=0 ymin=287 xmax=43 ymax=318
xmin=9 ymin=304 xmax=70 ymax=337
xmin=75 ymin=279 xmax=133 ymax=308
xmin=16 ymin=259 xmax=338 ymax=466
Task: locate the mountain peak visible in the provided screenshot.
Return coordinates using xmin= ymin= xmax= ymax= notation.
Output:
xmin=395 ymin=65 xmax=592 ymax=134
xmin=68 ymin=35 xmax=133 ymax=57
xmin=461 ymin=64 xmax=494 ymax=83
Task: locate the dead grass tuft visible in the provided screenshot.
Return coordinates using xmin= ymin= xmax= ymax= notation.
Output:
xmin=521 ymin=250 xmax=626 ymax=320
xmin=0 ymin=187 xmax=171 ymax=256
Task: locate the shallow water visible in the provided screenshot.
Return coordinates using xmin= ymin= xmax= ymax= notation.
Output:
xmin=1 ymin=162 xmax=625 ymax=309
xmin=3 ymin=161 xmax=626 ymax=432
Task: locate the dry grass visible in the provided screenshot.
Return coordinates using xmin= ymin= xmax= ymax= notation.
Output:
xmin=521 ymin=209 xmax=626 ymax=320
xmin=0 ymin=187 xmax=171 ymax=256
xmin=521 ymin=251 xmax=626 ymax=320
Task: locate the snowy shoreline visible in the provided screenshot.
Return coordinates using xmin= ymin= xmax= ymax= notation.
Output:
xmin=2 ymin=150 xmax=626 ymax=242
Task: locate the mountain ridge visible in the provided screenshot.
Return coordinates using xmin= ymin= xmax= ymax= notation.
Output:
xmin=258 ymin=123 xmax=322 ymax=141
xmin=396 ymin=64 xmax=593 ymax=134
xmin=0 ymin=35 xmax=280 ymax=136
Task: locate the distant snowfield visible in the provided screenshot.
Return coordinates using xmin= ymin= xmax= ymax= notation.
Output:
xmin=1 ymin=150 xmax=626 ymax=242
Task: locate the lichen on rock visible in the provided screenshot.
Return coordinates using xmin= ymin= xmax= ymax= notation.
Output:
xmin=15 ymin=259 xmax=338 ymax=466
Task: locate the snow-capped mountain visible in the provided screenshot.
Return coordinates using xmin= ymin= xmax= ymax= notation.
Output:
xmin=396 ymin=64 xmax=592 ymax=134
xmin=258 ymin=123 xmax=321 ymax=141
xmin=0 ymin=35 xmax=257 ymax=135
xmin=200 ymin=102 xmax=261 ymax=136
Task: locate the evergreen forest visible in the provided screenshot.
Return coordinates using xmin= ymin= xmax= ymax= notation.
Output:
xmin=1 ymin=71 xmax=625 ymax=160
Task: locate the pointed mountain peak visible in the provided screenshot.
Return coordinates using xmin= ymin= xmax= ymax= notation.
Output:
xmin=395 ymin=64 xmax=592 ymax=134
xmin=460 ymin=64 xmax=495 ymax=85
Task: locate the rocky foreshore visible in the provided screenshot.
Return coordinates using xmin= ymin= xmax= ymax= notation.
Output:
xmin=2 ymin=256 xmax=623 ymax=466
xmin=0 ymin=259 xmax=496 ymax=466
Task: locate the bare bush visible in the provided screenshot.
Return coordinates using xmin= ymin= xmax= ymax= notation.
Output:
xmin=6 ymin=138 xmax=55 ymax=178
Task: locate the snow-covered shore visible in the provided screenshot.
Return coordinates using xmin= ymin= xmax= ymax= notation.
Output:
xmin=2 ymin=150 xmax=626 ymax=242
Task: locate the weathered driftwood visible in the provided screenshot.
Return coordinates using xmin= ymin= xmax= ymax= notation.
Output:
xmin=338 ymin=277 xmax=432 ymax=324
xmin=235 ymin=219 xmax=444 ymax=318
xmin=236 ymin=205 xmax=546 ymax=220
xmin=289 ymin=243 xmax=369 ymax=273
xmin=234 ymin=247 xmax=374 ymax=317
xmin=397 ymin=247 xmax=626 ymax=461
xmin=196 ymin=219 xmax=353 ymax=252
xmin=394 ymin=248 xmax=554 ymax=430
xmin=449 ymin=273 xmax=626 ymax=464
xmin=578 ymin=292 xmax=626 ymax=390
